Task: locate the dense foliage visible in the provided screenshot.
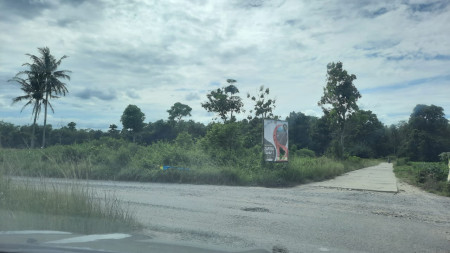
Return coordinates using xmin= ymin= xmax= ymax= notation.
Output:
xmin=121 ymin=104 xmax=146 ymax=142
xmin=1 ymin=104 xmax=449 ymax=162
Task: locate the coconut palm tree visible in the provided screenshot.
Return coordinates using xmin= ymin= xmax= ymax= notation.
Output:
xmin=9 ymin=73 xmax=45 ymax=148
xmin=22 ymin=47 xmax=71 ymax=148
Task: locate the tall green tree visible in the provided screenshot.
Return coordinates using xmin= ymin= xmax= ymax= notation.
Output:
xmin=309 ymin=115 xmax=331 ymax=155
xmin=346 ymin=110 xmax=385 ymax=158
xmin=202 ymin=79 xmax=244 ymax=122
xmin=318 ymin=62 xmax=361 ymax=158
xmin=286 ymin=111 xmax=315 ymax=151
xmin=121 ymin=104 xmax=145 ymax=142
xmin=247 ymin=85 xmax=276 ymax=120
xmin=21 ymin=47 xmax=71 ymax=148
xmin=167 ymin=102 xmax=192 ymax=122
xmin=9 ymin=72 xmax=45 ymax=148
xmin=401 ymin=104 xmax=449 ymax=161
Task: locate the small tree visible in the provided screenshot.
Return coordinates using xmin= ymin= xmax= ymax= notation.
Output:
xmin=202 ymin=79 xmax=244 ymax=122
xmin=247 ymin=85 xmax=276 ymax=120
xmin=318 ymin=61 xmax=361 ymax=158
xmin=167 ymin=102 xmax=192 ymax=122
xmin=67 ymin=122 xmax=76 ymax=131
xmin=120 ymin=105 xmax=145 ymax=142
xmin=108 ymin=124 xmax=119 ymax=135
xmin=107 ymin=124 xmax=120 ymax=139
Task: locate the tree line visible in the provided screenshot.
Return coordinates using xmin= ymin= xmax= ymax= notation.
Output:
xmin=1 ymin=102 xmax=448 ymax=162
xmin=3 ymin=48 xmax=450 ymax=162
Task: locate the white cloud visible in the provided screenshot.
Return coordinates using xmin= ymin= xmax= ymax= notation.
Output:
xmin=0 ymin=0 xmax=449 ymax=129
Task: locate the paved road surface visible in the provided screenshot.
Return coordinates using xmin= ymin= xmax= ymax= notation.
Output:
xmin=12 ymin=163 xmax=450 ymax=252
xmin=312 ymin=162 xmax=398 ymax=192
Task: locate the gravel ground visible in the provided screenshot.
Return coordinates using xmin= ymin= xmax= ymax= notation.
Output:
xmin=10 ymin=166 xmax=450 ymax=253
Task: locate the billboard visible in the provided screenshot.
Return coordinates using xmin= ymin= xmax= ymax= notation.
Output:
xmin=263 ymin=119 xmax=288 ymax=162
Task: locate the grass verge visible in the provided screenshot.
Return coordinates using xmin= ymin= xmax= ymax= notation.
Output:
xmin=394 ymin=160 xmax=450 ymax=197
xmin=0 ymin=174 xmax=141 ymax=233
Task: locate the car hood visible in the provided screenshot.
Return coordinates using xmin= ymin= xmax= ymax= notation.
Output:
xmin=0 ymin=230 xmax=270 ymax=253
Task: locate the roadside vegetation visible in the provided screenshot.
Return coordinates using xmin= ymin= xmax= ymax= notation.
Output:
xmin=394 ymin=159 xmax=450 ymax=197
xmin=0 ymin=138 xmax=378 ymax=187
xmin=0 ymin=172 xmax=141 ymax=233
xmin=1 ymin=49 xmax=449 ymax=194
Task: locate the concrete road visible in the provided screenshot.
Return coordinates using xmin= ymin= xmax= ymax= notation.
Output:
xmin=11 ymin=163 xmax=450 ymax=253
xmin=312 ymin=163 xmax=398 ymax=192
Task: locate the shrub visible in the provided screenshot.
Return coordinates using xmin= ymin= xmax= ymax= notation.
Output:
xmin=415 ymin=163 xmax=448 ymax=184
xmin=396 ymin=157 xmax=410 ymax=166
xmin=394 ymin=161 xmax=449 ymax=197
xmin=297 ymin=148 xmax=315 ymax=158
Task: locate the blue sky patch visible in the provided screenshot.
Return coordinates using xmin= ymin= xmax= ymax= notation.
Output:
xmin=361 ymin=75 xmax=450 ymax=94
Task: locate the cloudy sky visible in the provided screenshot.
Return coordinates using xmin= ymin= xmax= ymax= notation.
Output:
xmin=1 ymin=0 xmax=449 ymax=130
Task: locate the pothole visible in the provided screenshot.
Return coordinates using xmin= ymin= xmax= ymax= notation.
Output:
xmin=241 ymin=207 xmax=270 ymax=212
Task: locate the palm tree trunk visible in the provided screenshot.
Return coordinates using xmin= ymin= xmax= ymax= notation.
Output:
xmin=31 ymin=105 xmax=39 ymax=149
xmin=42 ymin=93 xmax=48 ymax=148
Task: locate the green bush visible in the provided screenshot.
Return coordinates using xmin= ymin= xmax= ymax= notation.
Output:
xmin=394 ymin=162 xmax=449 ymax=197
xmin=296 ymin=148 xmax=316 ymax=158
xmin=416 ymin=163 xmax=448 ymax=183
xmin=396 ymin=157 xmax=410 ymax=166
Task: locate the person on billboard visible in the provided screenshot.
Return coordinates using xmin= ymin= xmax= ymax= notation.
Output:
xmin=273 ymin=123 xmax=288 ymax=161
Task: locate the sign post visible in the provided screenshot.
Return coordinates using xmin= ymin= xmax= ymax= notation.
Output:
xmin=263 ymin=119 xmax=288 ymax=162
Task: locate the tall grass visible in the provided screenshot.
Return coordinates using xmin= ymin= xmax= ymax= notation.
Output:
xmin=0 ymin=172 xmax=141 ymax=233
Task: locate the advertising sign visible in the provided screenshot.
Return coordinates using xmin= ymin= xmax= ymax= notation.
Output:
xmin=263 ymin=119 xmax=288 ymax=162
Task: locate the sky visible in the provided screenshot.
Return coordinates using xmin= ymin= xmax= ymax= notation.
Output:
xmin=1 ymin=0 xmax=449 ymax=130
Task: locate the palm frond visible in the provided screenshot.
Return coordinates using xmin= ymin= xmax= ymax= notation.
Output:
xmin=53 ymin=70 xmax=71 ymax=80
xmin=12 ymin=95 xmax=31 ymax=104
xmin=8 ymin=76 xmax=27 ymax=85
xmin=25 ymin=53 xmax=44 ymax=67
xmin=12 ymin=47 xmax=70 ymax=127
xmin=20 ymin=100 xmax=33 ymax=112
xmin=43 ymin=99 xmax=55 ymax=113
xmin=55 ymin=55 xmax=69 ymax=66
xmin=32 ymin=100 xmax=42 ymax=117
